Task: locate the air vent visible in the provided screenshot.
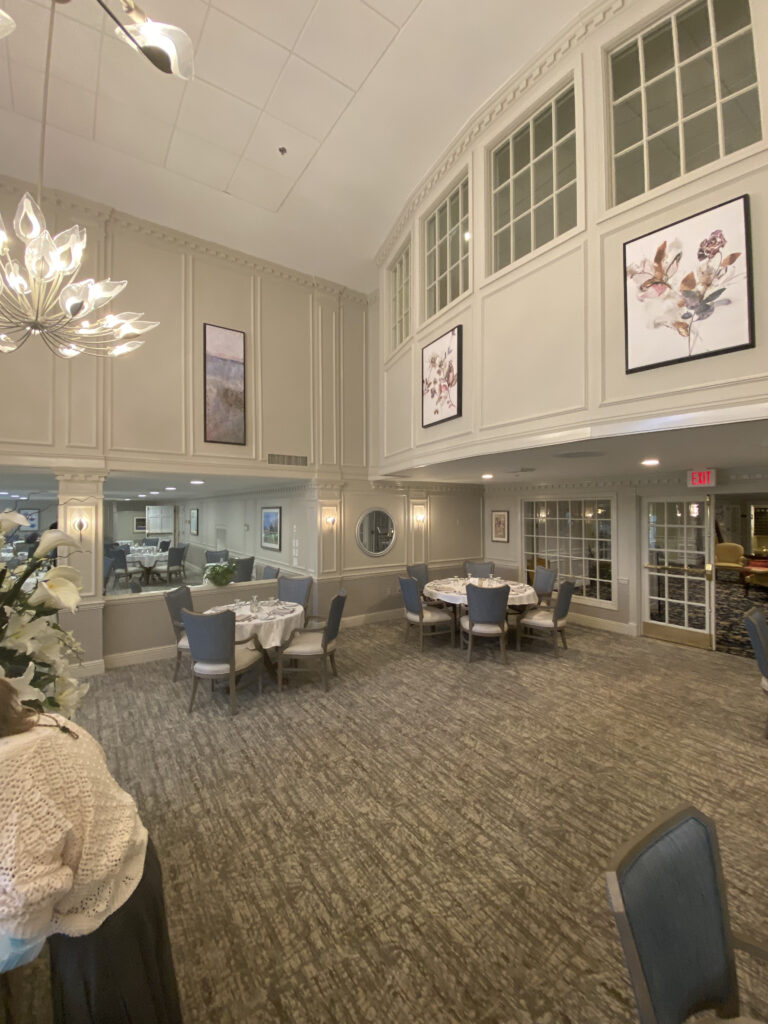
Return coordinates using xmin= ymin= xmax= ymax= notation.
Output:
xmin=557 ymin=450 xmax=606 ymax=459
xmin=267 ymin=453 xmax=308 ymax=466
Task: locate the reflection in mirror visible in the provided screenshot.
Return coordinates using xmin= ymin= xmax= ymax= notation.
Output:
xmin=103 ymin=494 xmax=196 ymax=596
xmin=356 ymin=509 xmax=396 ymax=557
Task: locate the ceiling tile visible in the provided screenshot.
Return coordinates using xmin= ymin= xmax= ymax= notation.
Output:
xmin=176 ymin=79 xmax=260 ymax=154
xmin=361 ymin=0 xmax=421 ymax=28
xmin=98 ymin=37 xmax=185 ymax=126
xmin=10 ymin=63 xmax=95 ymax=140
xmin=95 ymin=94 xmax=173 ymax=165
xmin=0 ymin=54 xmax=11 ymax=111
xmin=22 ymin=0 xmax=105 ymax=31
xmin=166 ymin=129 xmax=239 ymax=189
xmin=134 ymin=0 xmax=210 ymax=48
xmin=295 ymin=0 xmax=397 ymax=90
xmin=194 ymin=9 xmax=288 ymax=108
xmin=228 ymin=158 xmax=294 ymax=210
xmin=244 ymin=113 xmax=318 ymax=176
xmin=267 ymin=56 xmax=352 ymax=140
xmin=5 ymin=0 xmax=102 ymax=92
xmin=211 ymin=0 xmax=316 ymax=49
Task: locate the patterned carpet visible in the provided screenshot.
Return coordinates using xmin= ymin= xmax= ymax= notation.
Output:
xmin=716 ymin=574 xmax=768 ymax=658
xmin=5 ymin=623 xmax=768 ymax=1024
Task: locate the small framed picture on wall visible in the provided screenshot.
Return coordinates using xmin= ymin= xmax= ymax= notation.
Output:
xmin=133 ymin=515 xmax=147 ymax=533
xmin=261 ymin=507 xmax=281 ymax=551
xmin=190 ymin=508 xmax=199 ymax=536
xmin=491 ymin=510 xmax=509 ymax=543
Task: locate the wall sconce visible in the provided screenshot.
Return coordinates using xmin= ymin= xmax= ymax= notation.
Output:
xmin=323 ymin=509 xmax=337 ymax=528
xmin=413 ymin=504 xmax=427 ymax=526
xmin=72 ymin=515 xmax=88 ymax=542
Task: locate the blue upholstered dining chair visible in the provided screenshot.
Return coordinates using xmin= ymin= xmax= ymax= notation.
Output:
xmin=277 ymin=591 xmax=346 ymax=692
xmin=520 ymin=579 xmax=575 ymax=655
xmin=406 ymin=562 xmax=429 ymax=595
xmin=145 ymin=536 xmax=160 ymax=547
xmin=164 ymin=585 xmax=192 ymax=683
xmin=102 ymin=556 xmax=114 ymax=595
xmin=744 ymin=607 xmax=768 ymax=738
xmin=606 ymin=803 xmax=768 ymax=1024
xmin=159 ymin=539 xmax=171 ymax=552
xmin=464 ymin=560 xmax=494 ymax=578
xmin=262 ymin=565 xmax=280 ymax=580
xmin=532 ymin=565 xmax=557 ymax=606
xmin=399 ymin=576 xmax=454 ymax=650
xmin=232 ymin=556 xmax=255 ymax=582
xmin=181 ymin=608 xmax=262 ymax=715
xmin=111 ymin=548 xmax=142 ymax=589
xmin=277 ymin=576 xmax=313 ymax=616
xmin=460 ymin=583 xmax=510 ymax=663
xmin=205 ymin=548 xmax=229 ymax=564
xmin=157 ymin=545 xmax=185 ymax=585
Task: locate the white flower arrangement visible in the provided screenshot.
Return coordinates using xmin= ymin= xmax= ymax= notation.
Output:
xmin=0 ymin=511 xmax=89 ymax=717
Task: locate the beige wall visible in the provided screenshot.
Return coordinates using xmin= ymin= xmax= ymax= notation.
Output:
xmin=375 ymin=0 xmax=768 ymax=476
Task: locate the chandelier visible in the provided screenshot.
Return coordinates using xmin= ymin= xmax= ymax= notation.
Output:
xmin=0 ymin=0 xmax=194 ymax=358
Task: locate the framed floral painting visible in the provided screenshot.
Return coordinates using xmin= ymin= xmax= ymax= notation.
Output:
xmin=422 ymin=325 xmax=462 ymax=427
xmin=624 ymin=195 xmax=753 ymax=373
xmin=190 ymin=508 xmax=199 ymax=537
xmin=261 ymin=507 xmax=281 ymax=551
xmin=491 ymin=510 xmax=509 ymax=543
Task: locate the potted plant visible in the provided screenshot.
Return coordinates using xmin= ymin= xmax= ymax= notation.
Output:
xmin=204 ymin=560 xmax=236 ymax=587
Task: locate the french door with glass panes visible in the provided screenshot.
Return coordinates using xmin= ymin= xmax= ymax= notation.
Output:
xmin=523 ymin=498 xmax=613 ymax=602
xmin=642 ymin=497 xmax=714 ymax=649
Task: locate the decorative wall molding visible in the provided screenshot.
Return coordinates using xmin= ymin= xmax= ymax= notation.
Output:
xmin=375 ymin=0 xmax=629 ymax=266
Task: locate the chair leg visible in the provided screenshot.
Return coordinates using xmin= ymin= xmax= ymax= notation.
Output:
xmin=188 ymin=672 xmax=199 ymax=713
xmin=321 ymin=655 xmax=328 ymax=691
xmin=552 ymin=629 xmax=559 ymax=656
xmin=277 ymin=653 xmax=284 ymax=691
xmin=173 ymin=649 xmax=182 ymax=683
xmin=229 ymin=668 xmax=237 ymax=715
xmin=466 ymin=631 xmax=473 ymax=663
xmin=329 ymin=651 xmax=338 ymax=676
xmin=516 ymin=621 xmax=521 ymax=651
xmin=403 ymin=619 xmax=409 ymax=641
xmin=500 ymin=630 xmax=507 ymax=665
xmin=560 ymin=628 xmax=568 ymax=650
xmin=449 ymin=618 xmax=455 ymax=646
xmin=419 ymin=624 xmax=424 ymax=652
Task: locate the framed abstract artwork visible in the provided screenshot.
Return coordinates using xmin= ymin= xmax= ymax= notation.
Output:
xmin=624 ymin=195 xmax=754 ymax=374
xmin=190 ymin=508 xmax=199 ymax=537
xmin=204 ymin=323 xmax=246 ymax=444
xmin=133 ymin=515 xmax=146 ymax=533
xmin=19 ymin=508 xmax=39 ymax=531
xmin=422 ymin=324 xmax=462 ymax=427
xmin=491 ymin=510 xmax=509 ymax=543
xmin=261 ymin=507 xmax=281 ymax=551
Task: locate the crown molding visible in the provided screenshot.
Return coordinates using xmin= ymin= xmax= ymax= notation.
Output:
xmin=375 ymin=0 xmax=629 ymax=267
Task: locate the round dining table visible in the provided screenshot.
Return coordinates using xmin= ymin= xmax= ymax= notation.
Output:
xmin=423 ymin=577 xmax=538 ymax=608
xmin=127 ymin=546 xmax=168 ymax=584
xmin=205 ymin=598 xmax=304 ymax=650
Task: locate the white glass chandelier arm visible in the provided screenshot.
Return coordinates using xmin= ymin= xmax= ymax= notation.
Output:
xmin=13 ymin=193 xmax=46 ymax=243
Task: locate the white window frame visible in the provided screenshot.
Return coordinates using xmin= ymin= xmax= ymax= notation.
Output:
xmin=521 ymin=495 xmax=618 ymax=609
xmin=390 ymin=240 xmax=411 ymax=350
xmin=489 ymin=82 xmax=578 ymax=275
xmin=422 ymin=173 xmax=470 ymax=323
xmin=608 ymin=0 xmax=762 ymax=206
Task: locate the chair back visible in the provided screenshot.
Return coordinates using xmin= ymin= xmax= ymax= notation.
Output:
xmin=744 ymin=607 xmax=768 ymax=678
xmin=323 ymin=591 xmax=347 ymax=649
xmin=145 ymin=537 xmax=160 ymax=547
xmin=278 ymin=576 xmax=313 ymax=613
xmin=232 ymin=556 xmax=255 ymax=582
xmin=553 ymin=579 xmax=576 ymax=623
xmin=159 ymin=539 xmax=171 ymax=552
xmin=399 ymin=576 xmax=423 ymax=617
xmin=164 ymin=585 xmax=192 ymax=641
xmin=112 ymin=549 xmax=128 ymax=571
xmin=606 ymin=804 xmax=739 ymax=1024
xmin=406 ymin=563 xmax=428 ymax=594
xmin=167 ymin=545 xmax=185 ymax=569
xmin=465 ymin=560 xmax=494 ymax=578
xmin=206 ymin=549 xmax=229 ymax=564
xmin=466 ymin=583 xmax=509 ymax=625
xmin=715 ymin=542 xmax=744 ymax=565
xmin=128 ymin=581 xmax=142 ymax=593
xmin=533 ymin=565 xmax=557 ymax=601
xmin=262 ymin=565 xmax=280 ymax=580
xmin=182 ymin=609 xmax=235 ymax=664
xmin=103 ymin=557 xmax=114 ymax=590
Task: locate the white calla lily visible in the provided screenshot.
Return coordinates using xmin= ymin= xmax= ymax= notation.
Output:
xmin=0 ymin=510 xmax=30 ymax=534
xmin=54 ymin=676 xmax=89 ymax=717
xmin=28 ymin=577 xmax=81 ymax=613
xmin=33 ymin=529 xmax=81 ymax=558
xmin=0 ymin=662 xmax=41 ymax=704
xmin=43 ymin=565 xmax=82 ymax=586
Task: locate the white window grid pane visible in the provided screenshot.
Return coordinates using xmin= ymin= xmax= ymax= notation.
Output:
xmin=492 ymin=85 xmax=577 ymax=273
xmin=609 ymin=1 xmax=760 ymax=203
xmin=424 ymin=179 xmax=470 ymax=316
xmin=390 ymin=244 xmax=411 ymax=348
xmin=522 ymin=499 xmax=613 ymax=600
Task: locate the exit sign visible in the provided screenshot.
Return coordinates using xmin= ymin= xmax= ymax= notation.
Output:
xmin=687 ymin=468 xmax=716 ymax=487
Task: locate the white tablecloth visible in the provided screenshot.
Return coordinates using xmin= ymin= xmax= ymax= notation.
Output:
xmin=424 ymin=577 xmax=538 ymax=607
xmin=206 ymin=600 xmax=304 ymax=649
xmin=127 ymin=548 xmax=168 ymax=570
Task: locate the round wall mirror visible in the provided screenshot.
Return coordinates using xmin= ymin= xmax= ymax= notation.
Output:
xmin=356 ymin=508 xmax=396 ymax=557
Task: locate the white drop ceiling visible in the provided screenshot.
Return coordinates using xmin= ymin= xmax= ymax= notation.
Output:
xmin=0 ymin=0 xmax=587 ymax=291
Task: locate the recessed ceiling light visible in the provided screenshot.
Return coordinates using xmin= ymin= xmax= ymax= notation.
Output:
xmin=641 ymin=458 xmax=660 ymax=466
xmin=190 ymin=480 xmax=204 ymax=485
xmin=165 ymin=486 xmax=176 ymax=491
xmin=0 ymin=492 xmax=8 ymax=496
xmin=138 ymin=493 xmax=147 ymax=498
xmin=481 ymin=473 xmax=494 ymax=479
xmin=150 ymin=491 xmax=159 ymax=495
xmin=124 ymin=498 xmax=130 ymax=502
xmin=11 ymin=494 xmax=19 ymax=498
